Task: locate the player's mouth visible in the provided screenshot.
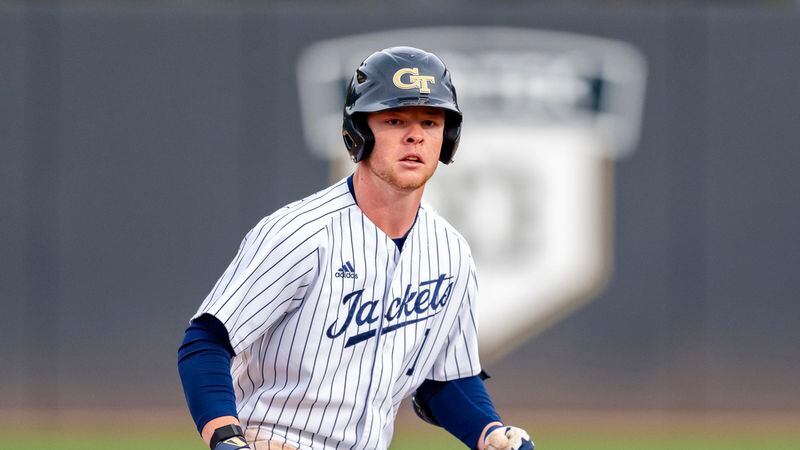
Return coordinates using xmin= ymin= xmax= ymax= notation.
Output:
xmin=399 ymin=153 xmax=424 ymax=167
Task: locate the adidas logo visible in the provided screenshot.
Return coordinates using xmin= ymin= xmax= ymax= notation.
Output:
xmin=335 ymin=261 xmax=359 ymax=279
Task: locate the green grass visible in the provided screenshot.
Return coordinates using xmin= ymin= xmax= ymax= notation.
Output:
xmin=390 ymin=423 xmax=800 ymax=450
xmin=3 ymin=413 xmax=799 ymax=450
xmin=5 ymin=430 xmax=800 ymax=450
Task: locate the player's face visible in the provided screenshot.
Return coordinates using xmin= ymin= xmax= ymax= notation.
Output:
xmin=364 ymin=106 xmax=445 ymax=192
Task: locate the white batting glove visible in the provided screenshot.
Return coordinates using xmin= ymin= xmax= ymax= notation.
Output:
xmin=484 ymin=425 xmax=534 ymax=450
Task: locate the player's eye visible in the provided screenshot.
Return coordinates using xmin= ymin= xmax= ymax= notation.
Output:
xmin=422 ymin=120 xmax=438 ymax=127
xmin=385 ymin=118 xmax=402 ymax=126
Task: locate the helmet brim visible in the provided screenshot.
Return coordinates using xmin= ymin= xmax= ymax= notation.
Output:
xmin=347 ymin=96 xmax=461 ymax=115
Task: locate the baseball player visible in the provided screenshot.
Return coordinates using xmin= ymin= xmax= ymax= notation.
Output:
xmin=178 ymin=46 xmax=533 ymax=450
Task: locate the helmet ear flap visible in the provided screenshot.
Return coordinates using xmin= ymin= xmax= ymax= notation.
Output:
xmin=439 ymin=110 xmax=463 ymax=164
xmin=342 ymin=112 xmax=374 ymax=162
xmin=355 ymin=114 xmax=374 ymax=162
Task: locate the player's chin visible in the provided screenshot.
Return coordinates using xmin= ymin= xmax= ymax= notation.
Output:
xmin=393 ymin=167 xmax=434 ymax=190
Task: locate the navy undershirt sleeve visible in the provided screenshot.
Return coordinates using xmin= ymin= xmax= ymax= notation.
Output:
xmin=417 ymin=375 xmax=502 ymax=450
xmin=177 ymin=313 xmax=238 ymax=433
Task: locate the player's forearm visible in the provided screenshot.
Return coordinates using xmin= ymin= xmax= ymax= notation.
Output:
xmin=178 ymin=314 xmax=240 ymax=444
xmin=416 ymin=375 xmax=503 ymax=450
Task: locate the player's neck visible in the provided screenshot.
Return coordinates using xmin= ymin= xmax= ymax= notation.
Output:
xmin=352 ymin=167 xmax=423 ymax=239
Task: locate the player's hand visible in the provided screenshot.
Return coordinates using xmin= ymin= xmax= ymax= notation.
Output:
xmin=213 ymin=436 xmax=252 ymax=450
xmin=484 ymin=425 xmax=534 ymax=450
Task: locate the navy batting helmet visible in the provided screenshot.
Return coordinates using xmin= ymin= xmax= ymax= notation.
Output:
xmin=342 ymin=46 xmax=463 ymax=164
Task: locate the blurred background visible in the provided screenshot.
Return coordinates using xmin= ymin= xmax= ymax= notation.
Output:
xmin=1 ymin=1 xmax=798 ymax=449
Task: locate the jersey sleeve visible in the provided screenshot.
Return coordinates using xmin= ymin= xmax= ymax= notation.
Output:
xmin=428 ymin=255 xmax=482 ymax=381
xmin=193 ymin=216 xmax=322 ymax=354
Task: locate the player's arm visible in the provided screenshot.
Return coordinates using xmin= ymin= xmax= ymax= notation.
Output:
xmin=177 ymin=313 xmax=250 ymax=449
xmin=416 ymin=255 xmax=533 ymax=450
xmin=413 ymin=374 xmax=533 ymax=450
xmin=410 ymin=298 xmax=520 ymax=450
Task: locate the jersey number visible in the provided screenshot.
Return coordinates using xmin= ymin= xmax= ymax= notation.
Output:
xmin=405 ymin=328 xmax=431 ymax=376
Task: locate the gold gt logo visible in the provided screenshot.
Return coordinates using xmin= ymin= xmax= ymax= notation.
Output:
xmin=392 ymin=67 xmax=436 ymax=94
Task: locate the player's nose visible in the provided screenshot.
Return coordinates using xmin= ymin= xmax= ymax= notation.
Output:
xmin=404 ymin=123 xmax=424 ymax=144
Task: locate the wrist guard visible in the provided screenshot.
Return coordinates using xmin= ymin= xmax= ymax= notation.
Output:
xmin=210 ymin=424 xmax=248 ymax=449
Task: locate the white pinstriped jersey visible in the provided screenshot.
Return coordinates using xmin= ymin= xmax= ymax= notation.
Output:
xmin=194 ymin=177 xmax=481 ymax=450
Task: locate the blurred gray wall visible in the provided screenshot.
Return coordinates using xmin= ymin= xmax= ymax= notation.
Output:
xmin=1 ymin=3 xmax=798 ymax=411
